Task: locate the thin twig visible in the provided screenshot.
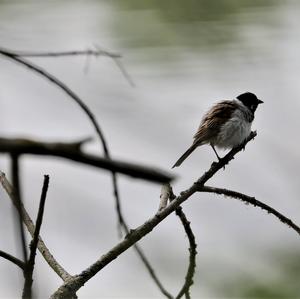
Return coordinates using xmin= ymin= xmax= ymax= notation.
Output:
xmin=168 ymin=186 xmax=197 ymax=299
xmin=0 ymin=47 xmax=170 ymax=298
xmin=11 ymin=154 xmax=28 ymax=263
xmin=123 ymin=218 xmax=174 ymax=299
xmin=0 ymin=250 xmax=25 ymax=270
xmin=159 ymin=184 xmax=197 ymax=298
xmin=93 ymin=44 xmax=135 ymax=87
xmin=0 ymin=137 xmax=174 ymax=183
xmin=50 ymin=131 xmax=259 ymax=298
xmin=0 ymin=47 xmax=121 ymax=58
xmin=2 ymin=45 xmax=134 ymax=89
xmin=0 ymin=171 xmax=72 ymax=281
xmin=116 ymin=183 xmax=173 ymax=298
xmin=200 ymin=186 xmax=300 ymax=236
xmin=175 ymin=206 xmax=196 ymax=299
xmin=22 ymin=175 xmax=50 ymax=299
xmin=112 ymin=57 xmax=135 ymax=87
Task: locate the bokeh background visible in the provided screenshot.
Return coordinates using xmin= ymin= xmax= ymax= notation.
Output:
xmin=0 ymin=0 xmax=300 ymax=298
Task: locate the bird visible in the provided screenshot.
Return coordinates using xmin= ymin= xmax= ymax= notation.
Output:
xmin=172 ymin=92 xmax=263 ymax=168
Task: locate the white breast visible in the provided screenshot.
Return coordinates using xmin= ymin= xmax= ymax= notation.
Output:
xmin=216 ymin=105 xmax=252 ymax=149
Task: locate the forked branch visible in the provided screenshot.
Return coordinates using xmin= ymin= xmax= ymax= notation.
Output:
xmin=0 ymin=172 xmax=71 ymax=282
xmin=51 ymin=131 xmax=300 ymax=298
xmin=0 ymin=46 xmax=168 ymax=298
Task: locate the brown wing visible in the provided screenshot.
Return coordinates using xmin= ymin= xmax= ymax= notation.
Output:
xmin=193 ymin=100 xmax=237 ymax=145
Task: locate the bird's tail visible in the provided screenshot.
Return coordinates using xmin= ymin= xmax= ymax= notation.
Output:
xmin=172 ymin=144 xmax=198 ymax=168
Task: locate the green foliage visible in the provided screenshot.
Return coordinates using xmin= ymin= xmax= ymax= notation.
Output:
xmin=110 ymin=0 xmax=279 ymax=50
xmin=217 ymin=249 xmax=300 ymax=298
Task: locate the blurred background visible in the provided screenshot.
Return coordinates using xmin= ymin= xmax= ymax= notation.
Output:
xmin=0 ymin=0 xmax=300 ymax=298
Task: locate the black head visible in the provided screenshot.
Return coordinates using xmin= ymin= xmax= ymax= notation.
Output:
xmin=236 ymin=92 xmax=263 ymax=113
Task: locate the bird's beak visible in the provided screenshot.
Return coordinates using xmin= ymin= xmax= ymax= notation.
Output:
xmin=258 ymin=99 xmax=264 ymax=104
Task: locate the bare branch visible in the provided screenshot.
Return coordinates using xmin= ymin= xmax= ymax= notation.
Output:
xmin=50 ymin=131 xmax=258 ymax=298
xmin=4 ymin=48 xmax=122 ymax=59
xmin=0 ymin=47 xmax=170 ymax=298
xmin=168 ymin=186 xmax=197 ymax=299
xmin=0 ymin=47 xmax=127 ymax=230
xmin=175 ymin=205 xmax=196 ymax=299
xmin=199 ymin=186 xmax=300 ymax=236
xmin=0 ymin=172 xmax=72 ymax=281
xmin=2 ymin=45 xmax=135 ymax=87
xmin=10 ymin=155 xmax=28 ymax=263
xmin=159 ymin=184 xmax=198 ymax=298
xmin=111 ymin=183 xmax=174 ymax=299
xmin=92 ymin=44 xmax=135 ymax=87
xmin=116 ymin=183 xmax=173 ymax=298
xmin=0 ymin=48 xmax=110 ymax=156
xmin=194 ymin=131 xmax=257 ymax=185
xmin=0 ymin=250 xmax=25 ymax=270
xmin=23 ymin=175 xmax=50 ymax=299
xmin=0 ymin=137 xmax=174 ymax=183
xmin=133 ymin=243 xmax=174 ymax=299
xmin=112 ymin=57 xmax=135 ymax=87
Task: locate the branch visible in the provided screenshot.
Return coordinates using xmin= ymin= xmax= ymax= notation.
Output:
xmin=0 ymin=172 xmax=72 ymax=281
xmin=115 ymin=190 xmax=173 ymax=299
xmin=0 ymin=250 xmax=25 ymax=270
xmin=23 ymin=175 xmax=50 ymax=299
xmin=4 ymin=48 xmax=122 ymax=59
xmin=200 ymin=186 xmax=300 ymax=236
xmin=159 ymin=184 xmax=197 ymax=298
xmin=0 ymin=47 xmax=113 ymax=157
xmin=50 ymin=132 xmax=258 ymax=298
xmin=10 ymin=154 xmax=28 ymax=263
xmin=0 ymin=46 xmax=136 ymax=86
xmin=133 ymin=244 xmax=174 ymax=299
xmin=0 ymin=137 xmax=174 ymax=183
xmin=174 ymin=206 xmax=196 ymax=299
xmin=167 ymin=188 xmax=197 ymax=299
xmin=0 ymin=47 xmax=165 ymax=298
xmin=112 ymin=57 xmax=135 ymax=87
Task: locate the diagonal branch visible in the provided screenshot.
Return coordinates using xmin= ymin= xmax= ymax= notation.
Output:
xmin=199 ymin=186 xmax=300 ymax=236
xmin=112 ymin=57 xmax=135 ymax=87
xmin=0 ymin=171 xmax=72 ymax=281
xmin=50 ymin=131 xmax=259 ymax=298
xmin=23 ymin=175 xmax=50 ymax=299
xmin=131 ymin=240 xmax=173 ymax=299
xmin=0 ymin=250 xmax=25 ymax=270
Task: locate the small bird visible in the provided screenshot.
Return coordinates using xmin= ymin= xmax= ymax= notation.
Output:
xmin=172 ymin=92 xmax=263 ymax=168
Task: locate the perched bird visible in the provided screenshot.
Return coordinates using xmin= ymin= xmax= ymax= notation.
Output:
xmin=172 ymin=92 xmax=263 ymax=168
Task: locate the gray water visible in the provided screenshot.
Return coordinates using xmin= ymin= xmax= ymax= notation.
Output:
xmin=0 ymin=0 xmax=300 ymax=298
